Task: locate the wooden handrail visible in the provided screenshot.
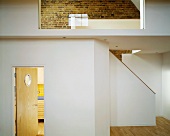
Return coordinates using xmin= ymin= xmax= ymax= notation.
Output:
xmin=112 ymin=53 xmax=156 ymax=94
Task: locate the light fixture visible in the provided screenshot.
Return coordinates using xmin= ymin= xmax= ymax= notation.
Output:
xmin=132 ymin=50 xmax=141 ymax=54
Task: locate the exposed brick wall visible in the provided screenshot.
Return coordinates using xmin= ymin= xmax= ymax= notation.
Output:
xmin=110 ymin=50 xmax=132 ymax=61
xmin=41 ymin=0 xmax=140 ymax=29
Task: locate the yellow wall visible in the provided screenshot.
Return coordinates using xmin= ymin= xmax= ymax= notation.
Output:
xmin=38 ymin=84 xmax=44 ymax=97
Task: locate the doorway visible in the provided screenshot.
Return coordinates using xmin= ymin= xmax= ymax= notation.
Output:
xmin=13 ymin=67 xmax=44 ymax=136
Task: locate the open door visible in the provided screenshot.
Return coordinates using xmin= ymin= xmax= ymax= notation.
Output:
xmin=16 ymin=68 xmax=38 ymax=136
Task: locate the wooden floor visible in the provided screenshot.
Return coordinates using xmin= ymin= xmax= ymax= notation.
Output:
xmin=111 ymin=117 xmax=170 ymax=136
xmin=37 ymin=122 xmax=44 ymax=136
xmin=37 ymin=117 xmax=170 ymax=136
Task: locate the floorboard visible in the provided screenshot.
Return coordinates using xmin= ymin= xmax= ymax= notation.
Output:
xmin=110 ymin=117 xmax=170 ymax=136
xmin=37 ymin=122 xmax=44 ymax=136
xmin=37 ymin=117 xmax=170 ymax=136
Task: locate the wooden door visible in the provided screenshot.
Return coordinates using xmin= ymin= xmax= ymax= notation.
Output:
xmin=16 ymin=68 xmax=38 ymax=136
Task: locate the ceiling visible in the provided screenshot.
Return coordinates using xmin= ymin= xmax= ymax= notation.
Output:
xmin=96 ymin=36 xmax=170 ymax=54
xmin=1 ymin=36 xmax=170 ymax=54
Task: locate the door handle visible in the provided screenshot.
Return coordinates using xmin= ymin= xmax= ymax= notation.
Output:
xmin=32 ymin=104 xmax=38 ymax=106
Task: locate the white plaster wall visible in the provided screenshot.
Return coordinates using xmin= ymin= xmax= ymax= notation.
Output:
xmin=110 ymin=53 xmax=156 ymax=126
xmin=0 ymin=39 xmax=96 ymax=136
xmin=94 ymin=41 xmax=110 ymax=136
xmin=0 ymin=0 xmax=38 ymax=36
xmin=122 ymin=54 xmax=162 ymax=116
xmin=0 ymin=0 xmax=170 ymax=36
xmin=162 ymin=51 xmax=170 ymax=120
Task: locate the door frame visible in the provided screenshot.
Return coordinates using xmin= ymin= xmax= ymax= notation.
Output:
xmin=12 ymin=66 xmax=45 ymax=136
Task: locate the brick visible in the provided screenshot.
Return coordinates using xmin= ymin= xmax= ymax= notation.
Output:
xmin=41 ymin=0 xmax=140 ymax=29
xmin=110 ymin=50 xmax=132 ymax=61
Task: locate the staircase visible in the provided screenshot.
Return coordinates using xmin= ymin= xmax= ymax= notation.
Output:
xmin=110 ymin=50 xmax=155 ymax=94
xmin=110 ymin=51 xmax=156 ymax=126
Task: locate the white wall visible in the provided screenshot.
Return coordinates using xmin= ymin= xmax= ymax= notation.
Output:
xmin=94 ymin=41 xmax=110 ymax=136
xmin=0 ymin=0 xmax=170 ymax=36
xmin=122 ymin=54 xmax=162 ymax=116
xmin=162 ymin=51 xmax=170 ymax=120
xmin=0 ymin=39 xmax=98 ymax=136
xmin=110 ymin=53 xmax=156 ymax=126
xmin=0 ymin=0 xmax=38 ymax=36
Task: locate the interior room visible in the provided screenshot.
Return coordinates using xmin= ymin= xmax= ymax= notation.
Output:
xmin=0 ymin=0 xmax=170 ymax=136
xmin=37 ymin=67 xmax=44 ymax=135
